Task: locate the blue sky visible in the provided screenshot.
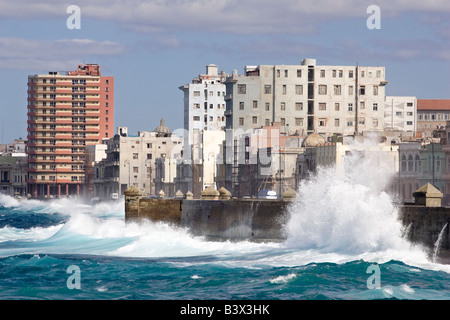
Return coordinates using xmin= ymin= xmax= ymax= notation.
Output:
xmin=0 ymin=0 xmax=449 ymax=143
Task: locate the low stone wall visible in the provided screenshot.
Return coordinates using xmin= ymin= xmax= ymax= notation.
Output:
xmin=124 ymin=186 xmax=450 ymax=264
xmin=399 ymin=205 xmax=450 ymax=264
xmin=181 ymin=199 xmax=290 ymax=241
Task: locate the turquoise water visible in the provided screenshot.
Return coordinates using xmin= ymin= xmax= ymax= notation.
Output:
xmin=1 ymin=194 xmax=450 ymax=301
xmin=1 ymin=156 xmax=450 ymax=302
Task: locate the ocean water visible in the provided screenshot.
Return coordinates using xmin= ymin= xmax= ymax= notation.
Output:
xmin=1 ymin=149 xmax=450 ymax=302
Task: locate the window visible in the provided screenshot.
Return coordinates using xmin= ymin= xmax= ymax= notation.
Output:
xmin=407 ymin=121 xmax=413 ymax=126
xmin=264 ymin=85 xmax=271 ymax=94
xmin=318 ymin=85 xmax=327 ymax=95
xmin=349 ymin=70 xmax=354 ymax=78
xmin=320 ymin=70 xmax=325 ymax=78
xmin=193 ymin=103 xmax=200 ymax=109
xmin=281 ymin=102 xmax=286 ymax=111
xmin=373 ymin=119 xmax=379 ymax=127
xmin=297 ymin=69 xmax=302 ymax=77
xmin=147 ymin=143 xmax=152 ymax=148
xmin=408 ymin=155 xmax=414 ymax=172
xmin=282 ymin=85 xmax=287 ymax=94
xmin=277 ymin=69 xmax=280 ymax=78
xmin=133 ymin=153 xmax=138 ymax=159
xmin=193 ymin=91 xmax=200 ymax=96
xmin=295 ymin=102 xmax=303 ymax=111
xmin=285 ymin=70 xmax=288 ymax=77
xmin=339 ymin=70 xmax=343 ymax=78
xmin=238 ymin=84 xmax=246 ymax=94
xmin=239 ymin=118 xmax=244 ymax=126
xmin=332 ymin=70 xmax=337 ymax=78
xmin=319 ymin=103 xmax=326 ymax=111
xmin=407 ymin=112 xmax=413 ymax=116
xmin=376 ymin=70 xmax=381 ymax=78
xmin=239 ymin=102 xmax=244 ymax=110
xmin=373 ymin=85 xmax=379 ymax=96
xmin=359 ymin=86 xmax=365 ymax=95
xmin=265 ymin=102 xmax=270 ymax=111
xmin=335 ymin=118 xmax=340 ymax=127
xmin=396 ymin=112 xmax=402 ymax=117
xmin=360 ymin=102 xmax=365 ymax=110
xmin=407 ymin=102 xmax=413 ymax=107
xmin=361 ymin=71 xmax=365 ymax=78
xmin=265 ymin=119 xmax=270 ymax=126
xmin=335 ymin=103 xmax=340 ymax=111
xmin=347 ymin=120 xmax=353 ymax=126
xmin=295 ymin=85 xmax=303 ymax=95
xmin=348 ymin=103 xmax=353 ymax=111
xmin=295 ymin=118 xmax=303 ymax=126
xmin=373 ymin=103 xmax=378 ymax=111
xmin=253 ymin=101 xmax=258 ymax=109
xmin=319 ymin=119 xmax=326 ymax=127
xmin=252 ymin=116 xmax=258 ymax=124
xmin=280 ymin=118 xmax=286 ymax=126
xmin=193 ymin=116 xmax=200 ymax=121
xmin=147 ymin=154 xmax=152 ymax=160
xmin=334 ymin=85 xmax=341 ymax=95
xmin=348 ymin=86 xmax=354 ymax=95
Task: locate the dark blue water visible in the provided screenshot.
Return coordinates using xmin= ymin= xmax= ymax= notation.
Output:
xmin=1 ymin=193 xmax=450 ymax=301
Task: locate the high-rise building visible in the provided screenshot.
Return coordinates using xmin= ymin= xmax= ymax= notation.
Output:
xmin=179 ymin=64 xmax=227 ymax=144
xmin=26 ymin=64 xmax=114 ymax=198
xmin=224 ymin=59 xmax=388 ymax=137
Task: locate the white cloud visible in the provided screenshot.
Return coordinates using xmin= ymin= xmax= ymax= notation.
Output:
xmin=1 ymin=0 xmax=450 ymax=34
xmin=0 ymin=37 xmax=127 ymax=70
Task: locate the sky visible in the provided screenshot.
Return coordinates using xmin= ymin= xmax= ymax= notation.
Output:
xmin=0 ymin=0 xmax=450 ymax=143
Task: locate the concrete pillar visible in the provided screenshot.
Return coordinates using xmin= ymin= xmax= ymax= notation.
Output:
xmin=124 ymin=186 xmax=143 ymax=221
xmin=282 ymin=188 xmax=297 ymax=201
xmin=218 ymin=187 xmax=231 ymax=200
xmin=201 ymin=186 xmax=219 ymax=200
xmin=175 ymin=190 xmax=184 ymax=199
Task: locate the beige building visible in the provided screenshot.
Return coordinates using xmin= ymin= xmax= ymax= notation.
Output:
xmin=225 ymin=59 xmax=388 ymax=138
xmin=91 ymin=121 xmax=182 ymax=199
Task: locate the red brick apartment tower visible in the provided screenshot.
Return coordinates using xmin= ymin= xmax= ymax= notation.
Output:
xmin=27 ymin=64 xmax=114 ymax=198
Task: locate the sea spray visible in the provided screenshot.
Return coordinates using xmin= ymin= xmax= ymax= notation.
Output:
xmin=283 ymin=136 xmax=428 ymax=264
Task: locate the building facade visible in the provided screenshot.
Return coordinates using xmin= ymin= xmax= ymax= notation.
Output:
xmin=179 ymin=64 xmax=227 ymax=144
xmin=225 ymin=59 xmax=388 ymax=138
xmin=417 ymin=99 xmax=450 ymax=138
xmin=27 ymin=64 xmax=113 ymax=198
xmin=384 ymin=96 xmax=417 ymax=133
xmin=91 ymin=123 xmax=183 ymax=199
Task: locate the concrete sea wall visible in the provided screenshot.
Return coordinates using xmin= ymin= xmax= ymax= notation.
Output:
xmin=124 ymin=186 xmax=450 ymax=264
xmin=398 ymin=205 xmax=450 ymax=264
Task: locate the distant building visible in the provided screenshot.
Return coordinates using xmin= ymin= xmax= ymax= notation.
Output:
xmin=26 ymin=64 xmax=114 ymax=198
xmin=91 ymin=122 xmax=183 ymax=199
xmin=384 ymin=96 xmax=417 ymax=133
xmin=179 ymin=64 xmax=227 ymax=144
xmin=224 ymin=59 xmax=388 ymax=138
xmin=0 ymin=155 xmax=28 ymax=197
xmin=417 ymin=99 xmax=450 ymax=138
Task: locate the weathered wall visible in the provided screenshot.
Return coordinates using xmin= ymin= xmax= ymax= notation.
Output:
xmin=399 ymin=205 xmax=450 ymax=264
xmin=135 ymin=199 xmax=183 ymax=225
xmin=180 ymin=199 xmax=290 ymax=241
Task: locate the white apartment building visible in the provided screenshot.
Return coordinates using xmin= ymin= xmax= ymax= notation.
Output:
xmin=384 ymin=96 xmax=417 ymax=133
xmin=225 ymin=59 xmax=388 ymax=138
xmin=179 ymin=64 xmax=227 ymax=144
xmin=91 ymin=123 xmax=183 ymax=199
